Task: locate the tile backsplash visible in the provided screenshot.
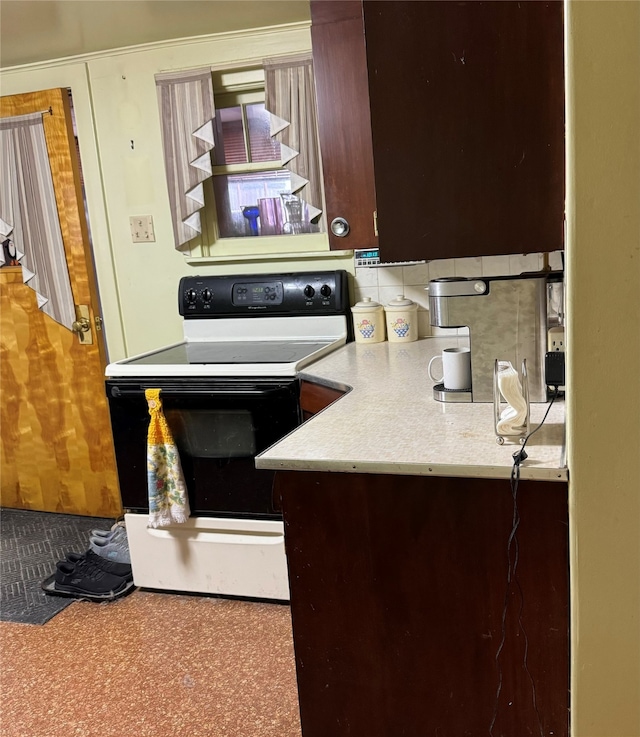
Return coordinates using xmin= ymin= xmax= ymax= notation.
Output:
xmin=352 ymin=251 xmax=564 ymax=338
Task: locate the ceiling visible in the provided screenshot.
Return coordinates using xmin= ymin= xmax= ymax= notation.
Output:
xmin=0 ymin=0 xmax=311 ymax=69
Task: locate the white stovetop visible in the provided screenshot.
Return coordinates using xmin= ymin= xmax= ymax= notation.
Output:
xmin=105 ymin=315 xmax=348 ymax=378
xmin=256 ymin=337 xmax=567 ymax=482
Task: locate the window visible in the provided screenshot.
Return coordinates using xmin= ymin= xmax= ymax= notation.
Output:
xmin=157 ymin=59 xmax=329 ymax=261
xmin=211 ymin=84 xmax=321 ymax=239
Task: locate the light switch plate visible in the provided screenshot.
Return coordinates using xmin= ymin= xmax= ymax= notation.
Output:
xmin=129 ymin=215 xmax=155 ymax=243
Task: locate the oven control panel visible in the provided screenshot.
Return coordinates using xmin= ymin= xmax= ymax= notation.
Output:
xmin=232 ymin=281 xmax=284 ymax=306
xmin=179 ymin=270 xmax=350 ymax=318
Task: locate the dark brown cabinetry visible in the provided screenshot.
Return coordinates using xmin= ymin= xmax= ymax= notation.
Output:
xmin=311 ymin=0 xmax=565 ymax=262
xmin=276 ymin=470 xmax=569 ymax=737
xmin=299 ymin=379 xmax=345 ymax=422
xmin=310 ymin=1 xmax=378 ymax=252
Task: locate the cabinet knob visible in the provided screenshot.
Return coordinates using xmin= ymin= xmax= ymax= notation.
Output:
xmin=330 ymin=217 xmax=350 ymax=237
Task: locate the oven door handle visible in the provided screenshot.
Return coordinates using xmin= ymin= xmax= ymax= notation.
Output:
xmin=109 ymin=384 xmax=293 ymax=398
xmin=145 ymin=527 xmax=284 ymax=545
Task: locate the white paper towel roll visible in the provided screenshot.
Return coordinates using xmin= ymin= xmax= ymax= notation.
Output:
xmin=496 ymin=361 xmax=528 ymax=435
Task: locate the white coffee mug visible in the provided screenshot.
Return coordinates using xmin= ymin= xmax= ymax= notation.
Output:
xmin=428 ymin=347 xmax=471 ymax=390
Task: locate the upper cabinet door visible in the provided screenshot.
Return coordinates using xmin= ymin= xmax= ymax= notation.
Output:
xmin=311 ymin=0 xmax=564 ymax=261
xmin=363 ymin=0 xmax=564 ymax=262
xmin=310 ymin=1 xmax=378 ymax=251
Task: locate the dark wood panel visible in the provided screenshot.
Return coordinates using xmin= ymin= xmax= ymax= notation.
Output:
xmin=310 ymin=0 xmax=378 ymax=250
xmin=277 ymin=471 xmax=569 ymax=736
xmin=310 ymin=0 xmax=363 ymax=25
xmin=299 ymin=380 xmax=345 ymax=420
xmin=363 ymin=0 xmax=565 ymax=261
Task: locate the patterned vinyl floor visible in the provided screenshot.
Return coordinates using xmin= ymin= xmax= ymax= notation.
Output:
xmin=0 ymin=589 xmax=301 ymax=737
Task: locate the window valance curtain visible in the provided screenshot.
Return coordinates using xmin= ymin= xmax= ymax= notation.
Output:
xmin=264 ymin=53 xmax=325 ymax=229
xmin=0 ymin=112 xmax=76 ymax=330
xmin=155 ymin=68 xmax=216 ymax=249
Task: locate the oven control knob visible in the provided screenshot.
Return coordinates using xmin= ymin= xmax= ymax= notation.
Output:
xmin=202 ymin=288 xmax=212 ymax=302
xmin=186 ymin=289 xmax=197 ymax=303
xmin=304 ymin=285 xmax=315 ymax=298
xmin=320 ymin=284 xmax=332 ymax=298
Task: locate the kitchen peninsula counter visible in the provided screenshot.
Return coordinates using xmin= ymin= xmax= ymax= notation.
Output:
xmin=256 ymin=336 xmax=567 ymax=481
xmin=261 ymin=337 xmax=570 ymax=737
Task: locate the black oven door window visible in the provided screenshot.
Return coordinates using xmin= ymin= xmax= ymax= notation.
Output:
xmin=106 ymin=379 xmax=301 ymax=519
xmin=165 ymin=409 xmax=257 ymax=458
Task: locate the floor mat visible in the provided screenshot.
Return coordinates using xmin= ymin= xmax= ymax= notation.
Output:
xmin=0 ymin=509 xmax=116 ymax=625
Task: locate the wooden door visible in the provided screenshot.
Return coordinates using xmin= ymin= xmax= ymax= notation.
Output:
xmin=0 ymin=88 xmax=121 ymax=518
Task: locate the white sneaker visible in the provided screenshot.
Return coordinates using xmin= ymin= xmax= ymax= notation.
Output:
xmin=90 ymin=521 xmax=126 ymax=540
xmin=89 ymin=532 xmax=130 ymax=564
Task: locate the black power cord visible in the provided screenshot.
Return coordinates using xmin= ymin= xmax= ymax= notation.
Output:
xmin=511 ymin=385 xmax=560 ymax=480
xmin=489 ymin=386 xmax=561 ymax=737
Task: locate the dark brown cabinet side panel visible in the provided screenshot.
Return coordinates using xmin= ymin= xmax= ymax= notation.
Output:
xmin=299 ymin=380 xmax=345 ymax=421
xmin=310 ymin=0 xmax=378 ymax=251
xmin=363 ymin=0 xmax=565 ymax=262
xmin=276 ymin=471 xmax=569 ymax=737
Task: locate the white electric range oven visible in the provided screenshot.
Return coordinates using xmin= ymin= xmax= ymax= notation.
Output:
xmin=105 ymin=270 xmax=351 ymax=600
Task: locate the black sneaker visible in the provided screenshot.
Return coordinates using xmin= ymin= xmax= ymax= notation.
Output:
xmin=54 ymin=556 xmax=128 ymax=596
xmin=66 ymin=549 xmax=133 ymax=582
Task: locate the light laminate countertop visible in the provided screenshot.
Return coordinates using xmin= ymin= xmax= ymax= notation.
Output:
xmin=256 ymin=337 xmax=567 ymax=482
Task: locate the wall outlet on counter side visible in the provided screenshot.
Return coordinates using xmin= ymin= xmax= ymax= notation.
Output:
xmin=547 ymin=326 xmax=565 ymax=352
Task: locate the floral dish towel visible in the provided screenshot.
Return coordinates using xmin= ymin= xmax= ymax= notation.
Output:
xmin=145 ymin=388 xmax=190 ymax=528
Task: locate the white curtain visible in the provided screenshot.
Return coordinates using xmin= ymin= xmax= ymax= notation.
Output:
xmin=155 ymin=68 xmax=216 ymax=248
xmin=264 ymin=53 xmax=325 ymax=230
xmin=0 ymin=111 xmax=76 ymax=330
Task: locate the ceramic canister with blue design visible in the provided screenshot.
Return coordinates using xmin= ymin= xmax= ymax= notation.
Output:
xmin=384 ymin=295 xmax=418 ymax=343
xmin=351 ymin=297 xmax=386 ymax=344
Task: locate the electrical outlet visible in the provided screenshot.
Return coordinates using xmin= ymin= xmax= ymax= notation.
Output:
xmin=129 ymin=215 xmax=155 ymax=243
xmin=547 ymin=326 xmax=565 ymax=352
